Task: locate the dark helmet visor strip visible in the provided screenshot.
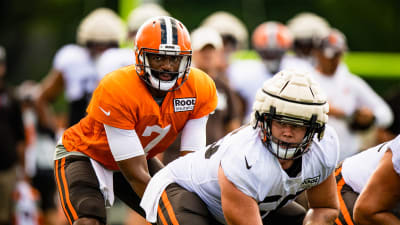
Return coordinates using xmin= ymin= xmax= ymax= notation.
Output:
xmin=159 ymin=17 xmax=178 ymax=45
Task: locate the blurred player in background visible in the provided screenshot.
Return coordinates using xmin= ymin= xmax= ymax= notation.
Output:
xmin=191 ymin=26 xmax=241 ymax=142
xmin=17 ymin=80 xmax=59 ymax=225
xmin=201 ymin=11 xmax=248 ymax=85
xmin=0 ymin=45 xmax=26 ymax=225
xmin=36 ymin=8 xmax=125 ymax=133
xmin=228 ymin=21 xmax=294 ymax=123
xmin=286 ymin=12 xmax=331 ymax=71
xmin=311 ymin=28 xmax=393 ymax=161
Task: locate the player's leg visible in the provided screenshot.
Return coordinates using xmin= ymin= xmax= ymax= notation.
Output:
xmin=334 ymin=165 xmax=358 ymax=225
xmin=157 ymin=183 xmax=221 ymax=225
xmin=32 ymin=168 xmax=58 ymax=225
xmin=113 ymin=171 xmax=146 ymax=217
xmin=54 ymin=156 xmax=107 ymax=225
xmin=0 ymin=165 xmax=17 ymax=225
xmin=262 ymin=201 xmax=306 ymax=225
xmin=118 ymin=157 xmax=164 ymax=225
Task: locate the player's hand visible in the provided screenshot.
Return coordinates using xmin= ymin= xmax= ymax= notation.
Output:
xmin=349 ymin=107 xmax=375 ymax=131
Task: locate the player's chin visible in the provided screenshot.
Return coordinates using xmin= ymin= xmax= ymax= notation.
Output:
xmin=158 ymin=73 xmax=174 ymax=81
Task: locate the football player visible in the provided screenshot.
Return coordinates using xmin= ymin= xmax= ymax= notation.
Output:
xmin=228 ymin=21 xmax=295 ymax=123
xmin=0 ymin=45 xmax=27 ymax=225
xmin=334 ymin=135 xmax=400 ymax=224
xmin=190 ymin=27 xmax=241 ymax=145
xmin=200 ymin=11 xmax=248 ymax=87
xmin=36 ymin=8 xmax=125 ymax=131
xmin=201 ymin=11 xmax=248 ymax=52
xmin=286 ymin=12 xmax=330 ymax=65
xmin=53 ymin=16 xmax=217 ymax=225
xmin=141 ymin=69 xmax=340 ymax=225
xmin=311 ymin=29 xmax=393 ymax=161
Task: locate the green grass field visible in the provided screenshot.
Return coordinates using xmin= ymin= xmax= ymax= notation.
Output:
xmin=234 ymin=51 xmax=400 ymax=78
xmin=343 ymin=52 xmax=400 ymax=78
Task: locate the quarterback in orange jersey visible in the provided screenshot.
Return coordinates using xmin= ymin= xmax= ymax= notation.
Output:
xmin=53 ymin=16 xmax=218 ymax=225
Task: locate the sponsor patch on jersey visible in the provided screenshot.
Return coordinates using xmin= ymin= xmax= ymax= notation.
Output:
xmin=301 ymin=175 xmax=321 ymax=189
xmin=173 ymin=98 xmax=196 ymax=112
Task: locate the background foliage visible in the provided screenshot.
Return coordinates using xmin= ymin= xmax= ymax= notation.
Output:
xmin=1 ymin=0 xmax=399 ymax=95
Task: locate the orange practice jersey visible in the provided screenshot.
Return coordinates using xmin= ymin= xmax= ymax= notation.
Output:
xmin=62 ymin=66 xmax=218 ymax=170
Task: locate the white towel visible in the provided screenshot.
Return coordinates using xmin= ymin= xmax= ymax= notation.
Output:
xmin=140 ymin=168 xmax=175 ymax=223
xmin=90 ymin=159 xmax=115 ymax=208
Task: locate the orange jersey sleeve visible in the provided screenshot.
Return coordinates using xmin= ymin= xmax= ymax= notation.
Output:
xmin=62 ymin=66 xmax=217 ymax=170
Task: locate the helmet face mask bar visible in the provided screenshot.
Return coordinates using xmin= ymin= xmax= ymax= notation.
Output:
xmin=137 ymin=47 xmax=192 ymax=92
xmin=250 ymin=69 xmax=329 ymax=160
xmin=254 ymin=107 xmax=325 ymax=160
xmin=135 ymin=16 xmax=192 ymax=92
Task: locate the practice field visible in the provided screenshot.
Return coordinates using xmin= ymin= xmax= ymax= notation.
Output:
xmin=234 ymin=50 xmax=400 ymax=78
xmin=233 ymin=50 xmax=400 ymax=96
xmin=343 ymin=52 xmax=400 ymax=78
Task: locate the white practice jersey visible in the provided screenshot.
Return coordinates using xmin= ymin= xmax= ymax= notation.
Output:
xmin=53 ymin=44 xmax=98 ymax=102
xmin=341 ymin=134 xmax=400 ymax=193
xmin=227 ymin=60 xmax=273 ymax=122
xmin=96 ymin=48 xmax=134 ymax=79
xmin=311 ymin=64 xmax=393 ymax=161
xmin=281 ymin=54 xmax=314 ymax=74
xmin=141 ymin=125 xmax=339 ymax=224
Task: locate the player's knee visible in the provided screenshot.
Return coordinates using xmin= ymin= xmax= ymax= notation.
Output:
xmin=76 ymin=198 xmax=106 ymax=224
xmin=73 ymin=217 xmax=103 ymax=225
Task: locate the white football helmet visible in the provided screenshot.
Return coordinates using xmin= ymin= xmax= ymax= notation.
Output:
xmin=201 ymin=11 xmax=248 ymax=50
xmin=287 ymin=12 xmax=330 ymax=57
xmin=77 ymin=8 xmax=126 ymax=46
xmin=251 ymin=69 xmax=329 ymax=159
xmin=287 ymin=12 xmax=330 ymax=41
xmin=127 ymin=3 xmax=170 ymax=33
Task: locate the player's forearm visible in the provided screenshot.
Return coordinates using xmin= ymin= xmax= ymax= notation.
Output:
xmin=303 ymin=208 xmax=339 ymax=225
xmin=35 ymin=97 xmax=56 ymax=131
xmin=124 ymin=168 xmax=151 ymax=198
xmin=147 ymin=157 xmax=164 ymax=176
xmin=354 ymin=211 xmax=400 ymax=225
xmin=117 ymin=156 xmax=152 ymax=198
xmin=224 ymin=210 xmax=262 ymax=225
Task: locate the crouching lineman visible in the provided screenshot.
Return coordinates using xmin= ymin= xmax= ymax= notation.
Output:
xmin=334 ymin=135 xmax=400 ymax=225
xmin=141 ymin=69 xmax=340 ymax=225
